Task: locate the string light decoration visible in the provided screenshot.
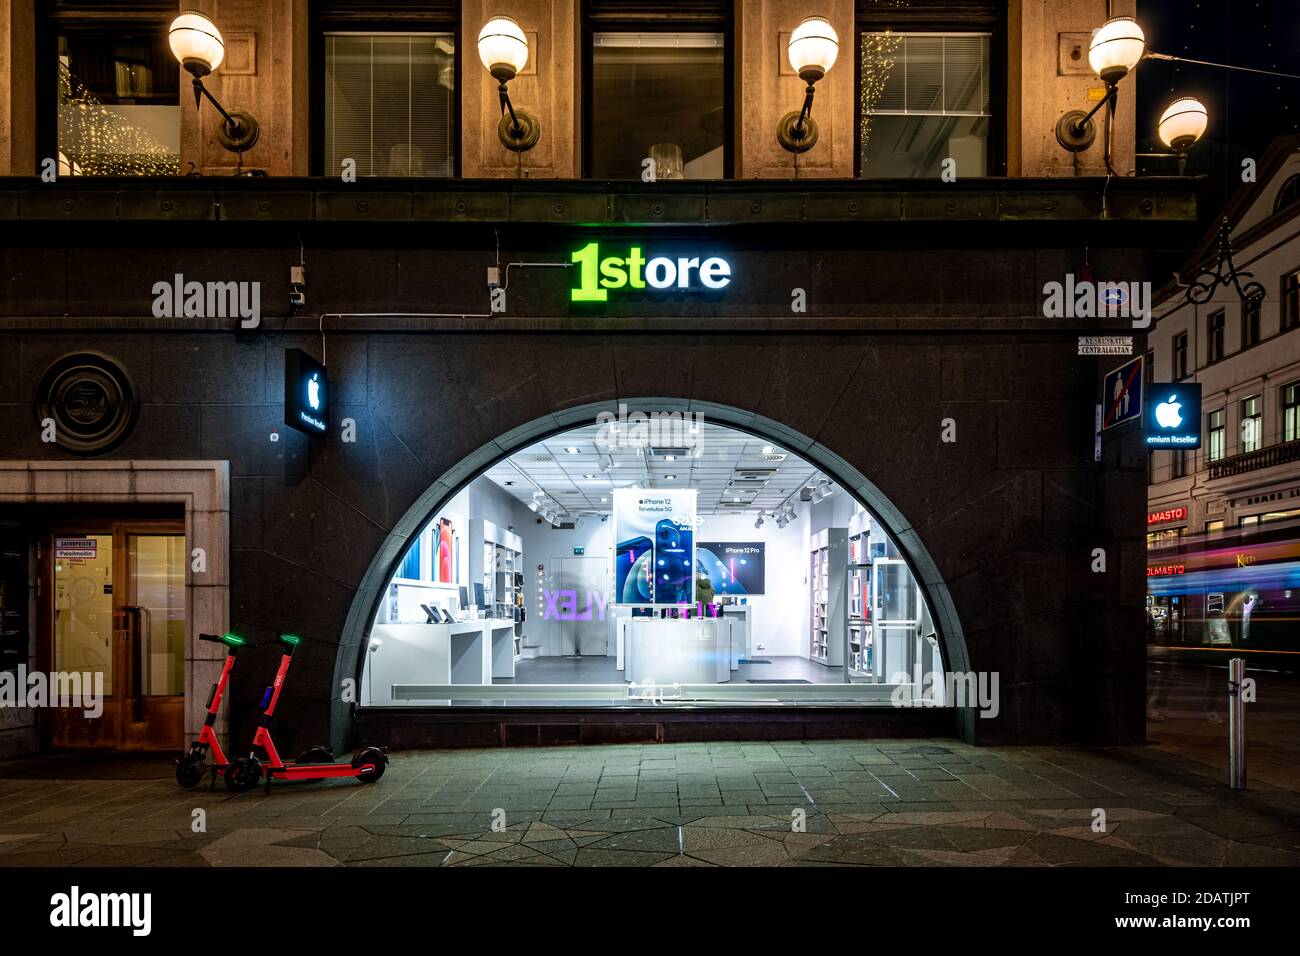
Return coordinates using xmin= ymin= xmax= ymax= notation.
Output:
xmin=57 ymin=62 xmax=181 ymax=176
xmin=858 ymin=22 xmax=905 ymax=155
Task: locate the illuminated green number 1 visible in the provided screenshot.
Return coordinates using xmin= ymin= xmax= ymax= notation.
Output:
xmin=571 ymin=242 xmax=607 ymax=302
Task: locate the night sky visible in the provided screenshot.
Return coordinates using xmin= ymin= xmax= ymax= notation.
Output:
xmin=1136 ymin=0 xmax=1300 ymax=216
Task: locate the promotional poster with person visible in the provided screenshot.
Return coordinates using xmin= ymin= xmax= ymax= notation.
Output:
xmin=613 ymin=488 xmax=696 ymax=605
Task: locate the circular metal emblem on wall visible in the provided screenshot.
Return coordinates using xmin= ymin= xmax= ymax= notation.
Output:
xmin=35 ymin=352 xmax=139 ymax=455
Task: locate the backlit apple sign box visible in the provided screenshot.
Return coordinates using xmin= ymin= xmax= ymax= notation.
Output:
xmin=284 ymin=348 xmax=327 ymax=435
xmin=1146 ymin=384 xmax=1201 ymax=449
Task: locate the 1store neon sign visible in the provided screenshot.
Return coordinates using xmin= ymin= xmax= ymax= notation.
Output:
xmin=570 ymin=242 xmax=732 ymax=302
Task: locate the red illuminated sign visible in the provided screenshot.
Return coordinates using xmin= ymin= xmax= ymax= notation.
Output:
xmin=1147 ymin=507 xmax=1187 ymax=526
xmin=1147 ymin=564 xmax=1185 ymax=577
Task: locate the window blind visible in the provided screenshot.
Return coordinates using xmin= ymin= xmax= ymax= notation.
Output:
xmin=324 ymin=32 xmax=454 ymax=178
xmin=863 ymin=33 xmax=990 ymax=116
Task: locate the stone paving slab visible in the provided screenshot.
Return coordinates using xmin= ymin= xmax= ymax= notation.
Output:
xmin=0 ymin=738 xmax=1297 ymax=867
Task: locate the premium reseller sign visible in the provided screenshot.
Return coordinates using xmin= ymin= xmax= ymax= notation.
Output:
xmin=1146 ymin=383 xmax=1202 ymax=449
xmin=284 ymin=348 xmax=328 ymax=436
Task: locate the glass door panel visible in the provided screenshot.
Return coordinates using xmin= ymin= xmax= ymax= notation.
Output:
xmin=128 ymin=534 xmax=186 ymax=696
xmin=53 ymin=533 xmax=114 ymax=694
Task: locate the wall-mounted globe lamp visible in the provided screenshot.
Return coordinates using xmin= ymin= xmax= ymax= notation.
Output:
xmin=1156 ymin=96 xmax=1208 ymax=174
xmin=1055 ymin=16 xmax=1146 ymax=156
xmin=777 ymin=16 xmax=839 ymax=154
xmin=169 ymin=11 xmax=260 ymax=154
xmin=478 ymin=15 xmax=539 ymax=152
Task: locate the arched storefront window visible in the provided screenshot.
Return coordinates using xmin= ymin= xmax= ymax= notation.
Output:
xmin=357 ymin=409 xmax=953 ymax=710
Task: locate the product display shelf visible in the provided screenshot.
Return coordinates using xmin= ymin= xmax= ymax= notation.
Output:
xmin=470 ymin=519 xmax=523 ymax=657
xmin=809 ymin=527 xmax=847 ymax=666
xmin=847 ymin=517 xmax=874 ymax=679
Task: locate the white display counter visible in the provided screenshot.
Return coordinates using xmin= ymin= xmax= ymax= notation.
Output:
xmin=722 ymin=605 xmax=751 ymax=669
xmin=364 ymin=619 xmax=516 ymax=705
xmin=626 ymin=617 xmax=731 ymax=685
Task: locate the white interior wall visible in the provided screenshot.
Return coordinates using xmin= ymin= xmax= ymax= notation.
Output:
xmin=696 ymin=511 xmax=809 ymax=658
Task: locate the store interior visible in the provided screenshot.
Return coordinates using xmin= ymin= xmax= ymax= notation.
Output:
xmin=361 ymin=417 xmax=942 ymax=707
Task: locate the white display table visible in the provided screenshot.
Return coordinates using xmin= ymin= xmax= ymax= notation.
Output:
xmin=626 ymin=617 xmax=731 ymax=685
xmin=365 ymin=619 xmax=515 ymax=705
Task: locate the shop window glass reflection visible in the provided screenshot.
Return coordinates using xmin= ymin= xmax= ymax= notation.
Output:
xmin=56 ymin=30 xmax=180 ymax=175
xmin=590 ymin=32 xmax=725 ymax=179
xmin=859 ymin=32 xmax=990 ymax=178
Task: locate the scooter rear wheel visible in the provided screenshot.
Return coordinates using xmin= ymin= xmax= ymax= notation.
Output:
xmin=353 ymin=747 xmax=387 ymax=784
xmin=175 ymin=753 xmax=205 ymax=790
xmin=224 ymin=757 xmax=262 ymax=793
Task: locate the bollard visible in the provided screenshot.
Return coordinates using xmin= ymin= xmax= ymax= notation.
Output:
xmin=1228 ymin=657 xmax=1246 ymax=791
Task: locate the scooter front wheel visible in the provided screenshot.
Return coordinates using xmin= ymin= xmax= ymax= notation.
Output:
xmin=353 ymin=747 xmax=387 ymax=784
xmin=175 ymin=753 xmax=205 ymax=790
xmin=224 ymin=757 xmax=262 ymax=793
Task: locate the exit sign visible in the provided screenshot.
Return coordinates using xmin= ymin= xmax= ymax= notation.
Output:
xmin=573 ymin=547 xmax=585 ymax=556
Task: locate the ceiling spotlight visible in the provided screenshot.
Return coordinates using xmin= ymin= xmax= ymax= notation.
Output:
xmin=563 ymin=447 xmax=579 ymax=454
xmin=665 ymin=475 xmax=677 ymax=480
xmin=583 ymin=473 xmax=597 ymax=479
xmin=754 ymin=515 xmax=765 ymax=529
xmin=528 ymin=500 xmax=540 ymax=512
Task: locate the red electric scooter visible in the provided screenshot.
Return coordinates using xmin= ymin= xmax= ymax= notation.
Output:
xmin=224 ymin=633 xmax=387 ymax=792
xmin=175 ymin=632 xmax=250 ymax=789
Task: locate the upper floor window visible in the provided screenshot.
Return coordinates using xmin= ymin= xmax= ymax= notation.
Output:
xmin=859 ymin=32 xmax=991 ymax=178
xmin=1284 ymin=269 xmax=1300 ymax=332
xmin=1240 ymin=395 xmax=1262 ymax=453
xmin=1173 ymin=331 xmax=1189 ymax=379
xmin=588 ymin=32 xmax=726 ymax=179
xmin=1207 ymin=409 xmax=1226 ymax=462
xmin=1283 ymin=381 xmax=1300 ymax=443
xmin=1242 ymin=298 xmax=1261 ymax=348
xmin=1275 ymin=175 xmax=1300 ymax=215
xmin=1207 ymin=308 xmax=1226 ymax=362
xmin=323 ymin=33 xmax=455 ymax=177
xmin=49 ymin=5 xmax=180 ymax=176
xmin=1169 ymin=449 xmax=1187 ymax=479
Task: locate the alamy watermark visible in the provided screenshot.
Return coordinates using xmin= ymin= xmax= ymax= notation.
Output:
xmin=1042 ymin=274 xmax=1152 ymax=329
xmin=0 ymin=667 xmax=104 ymax=718
xmin=890 ymin=668 xmax=1000 ymax=719
xmin=152 ymin=273 xmax=261 ymax=328
xmin=595 ymin=404 xmax=705 ymax=455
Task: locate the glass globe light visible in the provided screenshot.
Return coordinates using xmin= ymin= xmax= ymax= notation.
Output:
xmin=478 ymin=15 xmax=529 ymax=81
xmin=788 ymin=16 xmax=839 ymax=82
xmin=169 ymin=11 xmax=225 ymax=77
xmin=1158 ymin=96 xmax=1208 ymax=151
xmin=1088 ymin=16 xmax=1146 ymax=83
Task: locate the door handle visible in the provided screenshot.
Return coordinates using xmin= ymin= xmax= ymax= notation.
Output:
xmin=120 ymin=605 xmax=148 ymax=722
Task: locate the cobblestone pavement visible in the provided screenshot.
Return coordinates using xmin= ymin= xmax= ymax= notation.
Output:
xmin=1 ymin=738 xmax=1298 ymax=867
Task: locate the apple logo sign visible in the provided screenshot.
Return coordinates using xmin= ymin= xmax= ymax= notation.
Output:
xmin=307 ymin=371 xmax=323 ymax=411
xmin=1155 ymin=394 xmax=1182 ymax=429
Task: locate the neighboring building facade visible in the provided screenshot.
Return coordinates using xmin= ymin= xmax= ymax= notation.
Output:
xmin=0 ymin=0 xmax=1190 ymax=760
xmin=1147 ymin=136 xmax=1300 ymax=658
